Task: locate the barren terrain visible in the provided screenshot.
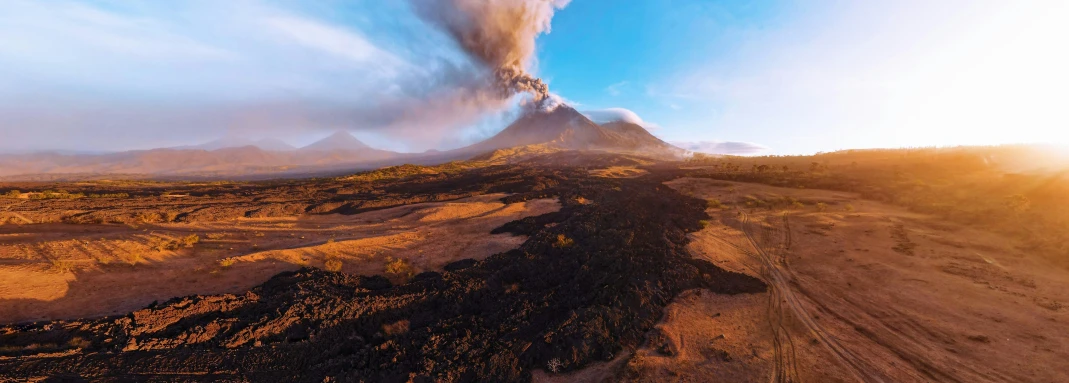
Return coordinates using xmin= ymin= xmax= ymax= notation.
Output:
xmin=644 ymin=178 xmax=1069 ymax=382
xmin=0 ymin=194 xmax=558 ymax=323
xmin=1 ymin=153 xmax=1065 ymax=382
xmin=0 ymin=156 xmax=765 ymax=382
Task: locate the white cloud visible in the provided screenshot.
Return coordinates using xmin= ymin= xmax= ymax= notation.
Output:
xmin=605 ymin=81 xmax=629 ymax=96
xmin=652 ymin=0 xmax=1069 ymax=153
xmin=262 ymin=15 xmax=404 ymax=70
xmin=671 ymin=141 xmax=768 ymax=155
xmin=582 ymin=107 xmax=660 ymax=131
xmin=0 ymin=0 xmax=232 ymax=61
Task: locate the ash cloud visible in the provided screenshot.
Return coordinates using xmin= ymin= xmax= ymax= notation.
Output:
xmin=411 ymin=0 xmax=569 ymax=105
xmin=0 ymin=1 xmax=573 ymax=152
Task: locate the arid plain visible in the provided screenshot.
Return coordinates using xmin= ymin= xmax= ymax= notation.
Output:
xmin=2 ymin=149 xmax=1067 ymax=382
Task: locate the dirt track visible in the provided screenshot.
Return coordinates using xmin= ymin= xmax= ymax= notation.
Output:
xmin=665 ymin=177 xmax=1069 ymax=383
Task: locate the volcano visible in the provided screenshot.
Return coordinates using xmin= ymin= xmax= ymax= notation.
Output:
xmin=456 ymin=105 xmax=682 ymax=159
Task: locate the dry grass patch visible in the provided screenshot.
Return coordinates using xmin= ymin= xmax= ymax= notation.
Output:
xmin=324 ymin=257 xmax=343 ymax=272
xmin=382 ymin=319 xmax=410 ymax=336
xmin=555 ymin=234 xmax=574 ymax=248
xmin=589 ymin=166 xmax=649 ymax=178
xmin=384 ymin=256 xmax=414 ymax=283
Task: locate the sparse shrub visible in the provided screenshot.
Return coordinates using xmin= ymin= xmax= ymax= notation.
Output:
xmin=49 ymin=259 xmax=76 ymax=274
xmin=505 ymin=283 xmax=521 ymax=294
xmin=791 ymin=201 xmax=805 ymax=210
xmin=180 ymin=234 xmax=199 ymax=248
xmin=28 ymin=190 xmax=84 ymax=200
xmin=89 ymin=193 xmax=129 ymax=199
xmin=121 ymin=253 xmax=143 ymax=265
xmin=844 ymin=204 xmax=856 ymax=212
xmin=3 ymin=190 xmax=19 ymax=198
xmin=385 ymin=257 xmax=414 ymax=280
xmin=555 ymin=234 xmax=574 ymax=248
xmin=148 ymin=236 xmax=180 ymax=252
xmin=706 ymin=199 xmax=722 ymax=209
xmin=161 ymin=211 xmax=178 ymax=222
xmin=816 ymin=202 xmax=828 ymax=212
xmin=324 ymin=257 xmax=343 ymax=272
xmin=699 ymin=220 xmax=711 ymax=229
xmin=67 ymin=337 xmax=91 ymax=349
xmin=547 ymin=358 xmax=563 ymax=373
xmin=206 ymin=233 xmax=225 ymax=240
xmin=135 ymin=211 xmax=161 ymax=223
xmin=219 ymin=258 xmax=236 ymax=268
xmin=382 ymin=319 xmax=410 ymax=336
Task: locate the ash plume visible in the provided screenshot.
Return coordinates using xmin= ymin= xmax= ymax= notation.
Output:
xmin=412 ymin=0 xmax=569 ymax=104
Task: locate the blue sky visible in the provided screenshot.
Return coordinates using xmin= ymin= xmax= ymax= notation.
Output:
xmin=1 ymin=0 xmax=1066 ymax=154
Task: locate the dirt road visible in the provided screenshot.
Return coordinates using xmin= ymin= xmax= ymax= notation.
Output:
xmin=667 ymin=177 xmax=1069 ymax=383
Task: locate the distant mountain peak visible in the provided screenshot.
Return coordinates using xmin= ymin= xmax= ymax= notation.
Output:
xmin=300 ymin=131 xmax=370 ymax=152
xmin=177 ymin=136 xmax=295 ymax=152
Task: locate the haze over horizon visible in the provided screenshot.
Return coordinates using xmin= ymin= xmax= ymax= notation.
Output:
xmin=1 ymin=0 xmax=1066 ymax=155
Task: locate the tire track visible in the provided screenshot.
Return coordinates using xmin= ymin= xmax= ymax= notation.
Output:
xmin=739 ymin=213 xmax=887 ymax=383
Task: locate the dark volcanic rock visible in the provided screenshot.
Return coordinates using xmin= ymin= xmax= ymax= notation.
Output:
xmin=0 ymin=156 xmax=764 ymax=382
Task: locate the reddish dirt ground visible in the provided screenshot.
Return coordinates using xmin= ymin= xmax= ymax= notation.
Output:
xmin=649 ymin=177 xmax=1069 ymax=383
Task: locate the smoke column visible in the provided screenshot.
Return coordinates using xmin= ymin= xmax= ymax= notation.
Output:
xmin=412 ymin=0 xmax=569 ymax=104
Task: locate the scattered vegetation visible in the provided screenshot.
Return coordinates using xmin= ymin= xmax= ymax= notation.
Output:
xmin=218 ymin=258 xmax=236 ymax=268
xmin=382 ymin=320 xmax=410 ymax=336
xmin=180 ymin=234 xmax=199 ymax=248
xmin=816 ymin=202 xmax=828 ymax=212
xmin=88 ymin=193 xmax=129 ymax=199
xmin=120 ymin=253 xmax=143 ymax=265
xmin=135 ymin=211 xmax=162 ymax=223
xmin=341 ymin=162 xmax=472 ymax=183
xmin=148 ymin=236 xmax=177 ymax=252
xmin=148 ymin=235 xmax=197 ymax=252
xmin=49 ymin=259 xmax=76 ymax=274
xmin=67 ymin=337 xmax=91 ymax=350
xmin=2 ymin=190 xmax=20 ymax=198
xmin=547 ymin=358 xmax=563 ymax=373
xmin=161 ymin=211 xmax=179 ymax=222
xmin=28 ymin=190 xmax=84 ymax=199
xmin=324 ymin=257 xmax=343 ymax=272
xmin=687 ymin=145 xmax=1069 ymax=267
xmin=706 ymin=199 xmax=722 ymax=209
xmin=555 ymin=234 xmax=574 ymax=248
xmin=384 ymin=256 xmax=414 ymax=281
